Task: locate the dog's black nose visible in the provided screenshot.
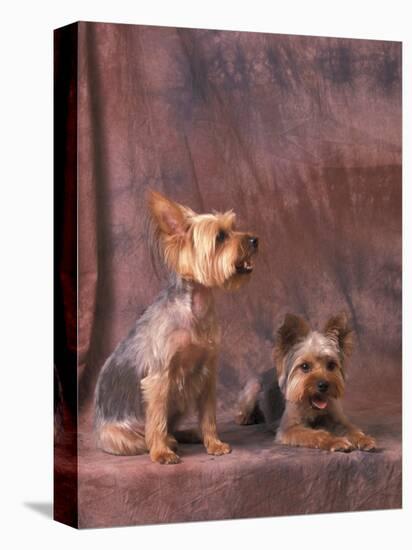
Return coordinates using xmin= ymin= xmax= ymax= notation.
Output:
xmin=317 ymin=380 xmax=329 ymax=393
xmin=249 ymin=236 xmax=259 ymax=250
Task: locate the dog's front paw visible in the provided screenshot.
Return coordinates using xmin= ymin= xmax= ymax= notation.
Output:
xmin=206 ymin=440 xmax=232 ymax=456
xmin=150 ymin=448 xmax=181 ymax=465
xmin=308 ymin=431 xmax=352 ymax=452
xmin=350 ymin=432 xmax=376 ymax=451
xmin=328 ymin=436 xmax=354 ymax=453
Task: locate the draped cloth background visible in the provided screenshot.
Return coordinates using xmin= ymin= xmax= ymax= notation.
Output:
xmin=55 ymin=22 xmax=402 ymax=528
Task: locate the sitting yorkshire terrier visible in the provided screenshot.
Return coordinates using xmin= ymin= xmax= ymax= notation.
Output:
xmin=236 ymin=313 xmax=376 ymax=452
xmin=94 ymin=190 xmax=258 ymax=464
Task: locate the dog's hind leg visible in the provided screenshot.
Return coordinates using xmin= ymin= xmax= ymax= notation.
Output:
xmin=97 ymin=422 xmax=147 ymax=455
xmin=235 ymin=378 xmax=262 ymax=425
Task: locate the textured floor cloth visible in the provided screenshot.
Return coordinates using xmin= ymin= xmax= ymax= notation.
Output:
xmin=54 ymin=402 xmax=401 ymax=528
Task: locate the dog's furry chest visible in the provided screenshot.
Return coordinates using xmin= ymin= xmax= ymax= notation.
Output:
xmin=168 ymin=322 xmax=219 ymax=403
xmin=306 ymin=411 xmax=329 ymax=429
xmin=171 ymin=352 xmax=210 ymax=403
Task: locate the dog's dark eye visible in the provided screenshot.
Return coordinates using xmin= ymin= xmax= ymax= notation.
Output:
xmin=300 ymin=363 xmax=311 ymax=373
xmin=216 ymin=230 xmax=227 ymax=243
xmin=327 ymin=361 xmax=337 ymax=371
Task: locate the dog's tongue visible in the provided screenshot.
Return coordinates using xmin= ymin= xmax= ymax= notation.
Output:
xmin=311 ymin=396 xmax=328 ymax=410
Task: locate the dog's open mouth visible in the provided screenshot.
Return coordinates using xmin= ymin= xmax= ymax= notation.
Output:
xmin=235 ymin=258 xmax=254 ymax=274
xmin=310 ymin=394 xmax=328 ymax=410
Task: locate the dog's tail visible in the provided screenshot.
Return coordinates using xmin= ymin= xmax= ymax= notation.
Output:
xmin=96 ymin=421 xmax=147 ymax=455
xmin=234 ymin=378 xmax=263 ymax=426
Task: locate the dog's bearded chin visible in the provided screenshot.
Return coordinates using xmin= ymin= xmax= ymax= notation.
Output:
xmin=310 ymin=394 xmax=328 ymax=410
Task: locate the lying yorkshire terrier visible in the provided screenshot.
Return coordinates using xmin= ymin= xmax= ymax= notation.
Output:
xmin=94 ymin=190 xmax=258 ymax=464
xmin=236 ymin=313 xmax=376 ymax=452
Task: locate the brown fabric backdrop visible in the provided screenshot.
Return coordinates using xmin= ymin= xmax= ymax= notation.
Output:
xmin=76 ymin=23 xmax=401 ymax=419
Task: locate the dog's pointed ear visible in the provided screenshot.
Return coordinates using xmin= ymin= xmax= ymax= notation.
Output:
xmin=323 ymin=312 xmax=353 ymax=358
xmin=148 ymin=190 xmax=192 ymax=237
xmin=276 ymin=314 xmax=311 ymax=354
xmin=273 ymin=314 xmax=310 ymax=384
